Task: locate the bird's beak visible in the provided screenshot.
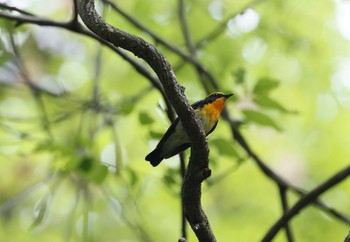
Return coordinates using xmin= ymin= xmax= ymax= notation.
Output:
xmin=224 ymin=93 xmax=233 ymax=99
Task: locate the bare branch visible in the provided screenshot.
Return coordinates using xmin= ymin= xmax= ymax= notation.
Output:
xmin=223 ymin=112 xmax=350 ymax=225
xmin=102 ymin=0 xmax=220 ymax=92
xmin=0 ymin=3 xmax=34 ymax=16
xmin=278 ymin=186 xmax=294 ymax=242
xmin=195 ymin=0 xmax=264 ymax=49
xmin=261 ymin=165 xmax=350 ymax=242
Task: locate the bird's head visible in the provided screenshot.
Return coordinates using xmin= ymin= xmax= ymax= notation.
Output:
xmin=194 ymin=92 xmax=233 ymax=121
xmin=204 ymin=92 xmax=233 ymax=104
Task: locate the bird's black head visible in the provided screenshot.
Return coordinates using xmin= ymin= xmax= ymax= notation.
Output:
xmin=204 ymin=92 xmax=233 ymax=103
xmin=192 ymin=92 xmax=233 ymax=109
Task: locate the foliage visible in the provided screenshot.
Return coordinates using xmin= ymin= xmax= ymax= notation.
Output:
xmin=0 ymin=0 xmax=350 ymax=241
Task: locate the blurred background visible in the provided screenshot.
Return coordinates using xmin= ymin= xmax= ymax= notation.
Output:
xmin=0 ymin=0 xmax=350 ymax=241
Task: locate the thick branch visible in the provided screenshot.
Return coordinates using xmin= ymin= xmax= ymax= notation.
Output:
xmin=77 ymin=0 xmax=215 ymax=241
xmin=78 ymin=0 xmax=201 ymax=143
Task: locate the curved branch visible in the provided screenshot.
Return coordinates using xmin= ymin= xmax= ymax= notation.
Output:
xmin=261 ymin=165 xmax=350 ymax=242
xmin=78 ymin=0 xmax=197 ymax=139
xmin=77 ymin=0 xmax=215 ymax=241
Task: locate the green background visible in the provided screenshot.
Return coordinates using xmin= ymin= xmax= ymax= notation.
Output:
xmin=0 ymin=0 xmax=350 ymax=241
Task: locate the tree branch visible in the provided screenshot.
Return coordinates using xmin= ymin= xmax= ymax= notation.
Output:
xmin=278 ymin=185 xmax=294 ymax=242
xmin=0 ymin=3 xmax=176 ymax=120
xmin=261 ymin=165 xmax=350 ymax=242
xmin=77 ymin=0 xmax=215 ymax=241
xmin=194 ymin=0 xmax=264 ymax=49
xmin=101 ymin=0 xmax=220 ymax=91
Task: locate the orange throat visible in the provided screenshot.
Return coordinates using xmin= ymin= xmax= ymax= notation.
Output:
xmin=204 ymin=97 xmax=226 ymax=121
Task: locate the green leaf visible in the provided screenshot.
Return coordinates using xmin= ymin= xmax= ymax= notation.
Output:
xmin=253 ymin=95 xmax=291 ymax=113
xmin=92 ymin=165 xmax=109 ymax=184
xmin=80 ymin=163 xmax=109 ymax=184
xmin=163 ymin=168 xmax=180 ymax=188
xmin=210 ymin=138 xmax=239 ymax=158
xmin=31 ymin=195 xmax=49 ymax=228
xmin=243 ymin=110 xmax=282 ymax=131
xmin=149 ymin=130 xmax=163 ymax=139
xmin=139 ymin=111 xmax=154 ymax=125
xmin=126 ymin=168 xmax=139 ymax=188
xmin=0 ymin=51 xmax=12 ymax=67
xmin=78 ymin=157 xmax=94 ymax=172
xmin=253 ymin=77 xmax=279 ymax=95
xmin=119 ymin=101 xmax=134 ymax=115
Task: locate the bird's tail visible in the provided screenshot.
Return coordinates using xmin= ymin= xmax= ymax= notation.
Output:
xmin=145 ymin=148 xmax=164 ymax=167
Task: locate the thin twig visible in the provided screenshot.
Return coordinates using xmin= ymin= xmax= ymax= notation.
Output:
xmin=195 ymin=0 xmax=264 ymax=49
xmin=223 ymin=111 xmax=350 ymax=225
xmin=178 ymin=0 xmax=350 ymax=226
xmin=278 ymin=185 xmax=294 ymax=242
xmin=6 ymin=28 xmax=54 ymax=139
xmin=0 ymin=3 xmax=34 ymax=16
xmin=179 ymin=152 xmax=187 ymax=239
xmin=102 ymin=186 xmax=153 ymax=242
xmin=102 ymin=0 xmax=220 ymax=92
xmin=0 ymin=3 xmax=175 ymax=121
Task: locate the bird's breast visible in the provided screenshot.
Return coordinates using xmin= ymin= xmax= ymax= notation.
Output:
xmin=196 ymin=108 xmax=219 ymax=134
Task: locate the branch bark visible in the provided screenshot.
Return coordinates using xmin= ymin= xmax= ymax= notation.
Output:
xmin=77 ymin=1 xmax=216 ymax=241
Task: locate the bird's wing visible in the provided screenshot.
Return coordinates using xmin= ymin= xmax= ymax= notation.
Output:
xmin=191 ymin=100 xmax=204 ymax=109
xmin=156 ymin=117 xmax=179 ymax=149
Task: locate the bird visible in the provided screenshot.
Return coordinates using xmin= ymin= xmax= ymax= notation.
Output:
xmin=145 ymin=92 xmax=233 ymax=167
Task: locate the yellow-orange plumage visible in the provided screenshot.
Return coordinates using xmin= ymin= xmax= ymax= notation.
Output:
xmin=146 ymin=92 xmax=233 ymax=166
xmin=201 ymin=97 xmax=226 ymax=123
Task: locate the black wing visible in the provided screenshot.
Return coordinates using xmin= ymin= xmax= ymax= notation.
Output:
xmin=156 ymin=118 xmax=179 ymax=149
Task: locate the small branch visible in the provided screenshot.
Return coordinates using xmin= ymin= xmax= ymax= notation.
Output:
xmin=195 ymin=0 xmax=264 ymax=49
xmin=178 ymin=0 xmax=195 ymax=56
xmin=102 ymin=186 xmax=153 ymax=242
xmin=0 ymin=3 xmax=175 ymax=121
xmin=178 ymin=0 xmax=214 ymax=94
xmin=6 ymin=28 xmax=54 ymax=139
xmin=0 ymin=3 xmax=34 ymax=16
xmin=101 ymin=0 xmax=190 ymax=61
xmin=278 ymin=186 xmax=294 ymax=242
xmin=102 ymin=0 xmax=219 ymax=92
xmin=222 ymin=112 xmax=350 ymax=225
xmin=261 ymin=165 xmax=350 ymax=242
xmin=77 ymin=0 xmax=202 ymax=148
xmin=0 ymin=10 xmax=69 ymax=28
xmin=179 ymin=152 xmax=187 ymax=240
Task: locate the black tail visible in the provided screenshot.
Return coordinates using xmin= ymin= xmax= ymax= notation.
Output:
xmin=145 ymin=148 xmax=164 ymax=167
